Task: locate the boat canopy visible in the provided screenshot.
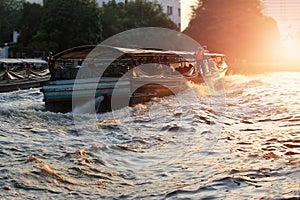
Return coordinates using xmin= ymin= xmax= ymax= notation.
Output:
xmin=0 ymin=58 xmax=23 ymax=64
xmin=53 ymin=45 xmax=196 ymax=61
xmin=18 ymin=59 xmax=47 ymax=64
xmin=54 ymin=45 xmax=97 ymax=60
xmin=204 ymin=53 xmax=226 ymax=57
xmin=0 ymin=58 xmax=46 ymax=64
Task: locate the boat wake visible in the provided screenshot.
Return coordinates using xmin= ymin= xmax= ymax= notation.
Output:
xmin=73 ymin=96 xmax=104 ymax=114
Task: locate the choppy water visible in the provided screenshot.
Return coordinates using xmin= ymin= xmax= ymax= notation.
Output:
xmin=0 ymin=72 xmax=299 ymax=199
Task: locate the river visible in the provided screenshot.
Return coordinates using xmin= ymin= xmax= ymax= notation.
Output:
xmin=0 ymin=72 xmax=299 ymax=199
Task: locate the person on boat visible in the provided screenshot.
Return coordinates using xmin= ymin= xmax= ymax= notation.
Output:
xmin=46 ymin=52 xmax=55 ymax=79
xmin=74 ymin=59 xmax=83 ymax=69
xmin=196 ymin=47 xmax=209 ymax=76
xmin=24 ymin=62 xmax=30 ymax=79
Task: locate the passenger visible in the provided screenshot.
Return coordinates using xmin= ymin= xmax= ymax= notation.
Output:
xmin=25 ymin=62 xmax=30 ymax=79
xmin=208 ymin=58 xmax=218 ymax=73
xmin=46 ymin=52 xmax=55 ymax=79
xmin=74 ymin=60 xmax=83 ymax=69
xmin=184 ymin=63 xmax=191 ymax=73
xmin=196 ymin=47 xmax=209 ymax=76
xmin=186 ymin=64 xmax=194 ymax=76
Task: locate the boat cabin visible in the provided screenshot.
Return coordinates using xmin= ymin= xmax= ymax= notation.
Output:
xmin=49 ymin=45 xmax=198 ymax=80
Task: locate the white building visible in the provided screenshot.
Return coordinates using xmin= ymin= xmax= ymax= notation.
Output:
xmin=26 ymin=0 xmax=43 ymax=4
xmin=97 ymin=0 xmax=181 ymax=29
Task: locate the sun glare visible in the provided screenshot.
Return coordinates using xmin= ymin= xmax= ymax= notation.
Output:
xmin=263 ymin=0 xmax=300 ymax=68
xmin=281 ymin=34 xmax=297 ymax=59
xmin=180 ymin=0 xmax=198 ymax=31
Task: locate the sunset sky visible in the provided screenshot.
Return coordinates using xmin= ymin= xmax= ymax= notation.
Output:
xmin=262 ymin=0 xmax=300 ymax=38
xmin=181 ymin=0 xmax=300 ymax=37
xmin=180 ymin=0 xmax=300 ymax=61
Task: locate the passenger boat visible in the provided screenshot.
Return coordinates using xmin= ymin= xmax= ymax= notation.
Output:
xmin=41 ymin=45 xmax=228 ymax=113
xmin=0 ymin=58 xmax=50 ymax=93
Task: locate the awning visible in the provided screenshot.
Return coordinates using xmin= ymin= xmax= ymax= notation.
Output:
xmin=205 ymin=53 xmax=226 ymax=57
xmin=0 ymin=58 xmax=23 ymax=64
xmin=19 ymin=59 xmax=47 ymax=64
xmin=54 ymin=45 xmax=197 ymax=60
xmin=0 ymin=58 xmax=46 ymax=64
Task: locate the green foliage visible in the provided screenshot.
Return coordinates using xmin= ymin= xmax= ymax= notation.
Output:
xmin=34 ymin=0 xmax=103 ymax=53
xmin=2 ymin=0 xmax=177 ymax=56
xmin=18 ymin=2 xmax=43 ymax=48
xmin=184 ymin=0 xmax=281 ymax=62
xmin=0 ymin=0 xmax=24 ymax=45
xmin=100 ymin=0 xmax=178 ymax=39
xmin=31 ymin=30 xmax=57 ymax=52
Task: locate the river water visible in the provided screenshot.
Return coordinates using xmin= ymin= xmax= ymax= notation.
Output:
xmin=0 ymin=72 xmax=299 ymax=199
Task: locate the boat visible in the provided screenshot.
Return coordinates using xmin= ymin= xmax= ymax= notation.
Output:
xmin=41 ymin=45 xmax=228 ymax=113
xmin=0 ymin=58 xmax=50 ymax=93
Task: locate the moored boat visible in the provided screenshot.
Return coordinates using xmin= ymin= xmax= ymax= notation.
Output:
xmin=0 ymin=58 xmax=50 ymax=93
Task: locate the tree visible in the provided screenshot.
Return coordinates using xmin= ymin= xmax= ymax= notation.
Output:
xmin=184 ymin=0 xmax=281 ymax=63
xmin=32 ymin=0 xmax=102 ymax=53
xmin=0 ymin=0 xmax=23 ymax=46
xmin=100 ymin=0 xmax=178 ymax=39
xmin=17 ymin=2 xmax=43 ymax=48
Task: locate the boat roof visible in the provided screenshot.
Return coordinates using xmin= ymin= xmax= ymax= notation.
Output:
xmin=205 ymin=53 xmax=226 ymax=57
xmin=0 ymin=58 xmax=23 ymax=64
xmin=19 ymin=59 xmax=47 ymax=64
xmin=0 ymin=58 xmax=47 ymax=64
xmin=54 ymin=45 xmax=196 ymax=60
xmin=53 ymin=45 xmax=226 ymax=62
xmin=54 ymin=45 xmax=97 ymax=60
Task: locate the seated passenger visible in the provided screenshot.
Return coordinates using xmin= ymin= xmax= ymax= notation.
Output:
xmin=74 ymin=60 xmax=83 ymax=69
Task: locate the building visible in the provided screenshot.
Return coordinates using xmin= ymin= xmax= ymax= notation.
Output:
xmin=97 ymin=0 xmax=181 ymax=30
xmin=155 ymin=0 xmax=181 ymax=29
xmin=26 ymin=0 xmax=43 ymax=4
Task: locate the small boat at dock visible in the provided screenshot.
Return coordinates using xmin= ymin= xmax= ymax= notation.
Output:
xmin=0 ymin=58 xmax=50 ymax=93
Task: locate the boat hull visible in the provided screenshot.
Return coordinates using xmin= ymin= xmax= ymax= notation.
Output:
xmin=41 ymin=77 xmax=131 ymax=113
xmin=0 ymin=78 xmax=49 ymax=93
xmin=130 ymin=76 xmax=191 ymax=105
xmin=41 ymin=69 xmax=228 ymax=113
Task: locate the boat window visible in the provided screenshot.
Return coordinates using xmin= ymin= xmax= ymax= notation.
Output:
xmin=208 ymin=59 xmax=218 ymax=72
